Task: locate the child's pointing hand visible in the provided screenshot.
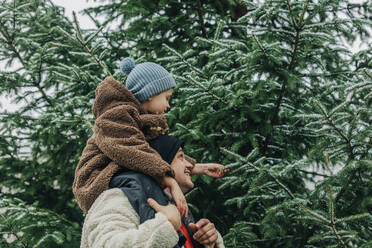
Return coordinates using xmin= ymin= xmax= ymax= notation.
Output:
xmin=205 ymin=163 xmax=228 ymax=178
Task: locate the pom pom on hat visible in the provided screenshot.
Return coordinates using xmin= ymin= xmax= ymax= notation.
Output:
xmin=120 ymin=57 xmax=136 ymax=75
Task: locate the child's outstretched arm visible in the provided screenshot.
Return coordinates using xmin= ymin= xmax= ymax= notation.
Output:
xmin=191 ymin=163 xmax=228 ymax=178
xmin=161 ymin=176 xmax=188 ymax=217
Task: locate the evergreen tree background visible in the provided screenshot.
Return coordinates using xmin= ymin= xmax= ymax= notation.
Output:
xmin=0 ymin=0 xmax=370 ymax=247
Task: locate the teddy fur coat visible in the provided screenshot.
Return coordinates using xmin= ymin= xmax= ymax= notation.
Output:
xmin=72 ymin=76 xmax=195 ymax=213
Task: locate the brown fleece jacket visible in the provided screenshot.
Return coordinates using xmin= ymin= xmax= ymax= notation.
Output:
xmin=73 ymin=76 xmax=195 ymax=213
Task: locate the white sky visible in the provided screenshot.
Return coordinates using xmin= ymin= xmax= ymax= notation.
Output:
xmin=0 ymin=0 xmax=370 ymax=112
xmin=52 ymin=0 xmax=102 ymax=29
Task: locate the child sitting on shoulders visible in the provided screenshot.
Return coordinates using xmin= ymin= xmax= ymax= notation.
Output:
xmin=73 ymin=57 xmax=226 ymax=215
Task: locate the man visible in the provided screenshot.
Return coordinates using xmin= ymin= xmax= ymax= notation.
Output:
xmin=80 ymin=135 xmax=225 ymax=248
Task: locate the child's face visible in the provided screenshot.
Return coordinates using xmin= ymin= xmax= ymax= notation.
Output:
xmin=141 ymin=88 xmax=173 ymax=114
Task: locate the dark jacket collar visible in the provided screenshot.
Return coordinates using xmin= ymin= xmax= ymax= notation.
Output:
xmin=110 ymin=171 xmax=204 ymax=248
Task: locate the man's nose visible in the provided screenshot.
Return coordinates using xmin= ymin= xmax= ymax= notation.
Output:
xmin=184 ymin=159 xmax=194 ymax=169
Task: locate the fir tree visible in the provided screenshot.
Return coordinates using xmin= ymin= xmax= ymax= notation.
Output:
xmin=0 ymin=0 xmax=370 ymax=247
xmin=161 ymin=0 xmax=371 ymax=247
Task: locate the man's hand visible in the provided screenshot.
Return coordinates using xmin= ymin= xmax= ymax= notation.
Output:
xmin=161 ymin=176 xmax=188 ymax=217
xmin=189 ymin=219 xmax=218 ymax=247
xmin=147 ymin=198 xmax=181 ymax=230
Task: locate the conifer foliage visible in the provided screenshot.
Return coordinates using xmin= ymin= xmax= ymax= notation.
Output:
xmin=0 ymin=0 xmax=370 ymax=247
xmin=0 ymin=0 xmax=105 ymax=246
xmin=82 ymin=0 xmax=246 ymax=60
xmin=162 ymin=0 xmax=371 ymax=247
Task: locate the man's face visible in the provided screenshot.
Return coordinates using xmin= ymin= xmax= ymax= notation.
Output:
xmin=171 ymin=148 xmax=194 ymax=193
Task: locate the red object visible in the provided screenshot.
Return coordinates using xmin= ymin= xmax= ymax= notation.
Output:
xmin=179 ymin=222 xmax=195 ymax=248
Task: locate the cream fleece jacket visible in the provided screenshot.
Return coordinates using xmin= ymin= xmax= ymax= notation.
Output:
xmin=81 ymin=188 xmax=225 ymax=248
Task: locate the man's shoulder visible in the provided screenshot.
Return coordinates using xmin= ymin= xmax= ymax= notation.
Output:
xmin=83 ymin=188 xmax=141 ymax=231
xmin=87 ymin=188 xmax=133 ymax=215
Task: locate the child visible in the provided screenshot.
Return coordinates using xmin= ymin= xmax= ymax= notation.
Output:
xmin=73 ymin=58 xmax=226 ymax=215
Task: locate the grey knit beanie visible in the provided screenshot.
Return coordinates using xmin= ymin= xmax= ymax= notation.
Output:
xmin=120 ymin=57 xmax=176 ymax=102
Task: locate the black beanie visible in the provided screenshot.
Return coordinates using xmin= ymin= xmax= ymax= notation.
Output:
xmin=149 ymin=135 xmax=184 ymax=164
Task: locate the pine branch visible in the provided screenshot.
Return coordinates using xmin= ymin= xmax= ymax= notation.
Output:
xmin=335 ymin=213 xmax=371 ymax=224
xmin=196 ymin=0 xmax=207 ymax=37
xmin=0 ymin=213 xmax=29 ymax=248
xmin=32 ymin=82 xmax=53 ymax=108
xmin=328 ymin=186 xmax=346 ymax=248
xmin=83 ymin=9 xmax=101 ymax=28
xmin=164 ymin=42 xmax=241 ymax=112
xmin=83 ymin=11 xmax=117 ymax=51
xmin=285 ymin=0 xmax=298 ymax=29
xmin=299 ymin=169 xmax=329 ymax=177
xmin=299 ymin=186 xmax=365 ymax=247
xmin=84 ymin=26 xmax=105 ymax=46
xmin=299 ymin=71 xmax=352 ymax=78
xmin=214 ymin=20 xmax=224 ymax=40
xmin=299 ymin=205 xmax=329 ymax=224
xmin=34 ymin=206 xmax=76 ymax=227
xmin=0 ymin=20 xmax=25 ymax=65
xmin=288 ymin=0 xmax=310 ymax=70
xmin=89 ymin=1 xmax=124 ymax=29
xmin=263 ymin=1 xmax=309 ymax=155
xmin=288 ymin=28 xmax=300 ymax=71
xmin=328 ymin=186 xmax=334 ymax=224
xmin=12 ymin=0 xmax=16 ymax=29
xmin=252 ymin=34 xmax=270 ymax=61
xmin=47 ymin=42 xmax=76 ymax=49
xmin=163 ymin=43 xmax=204 ymax=75
xmin=195 ymin=37 xmax=246 ymax=55
xmin=335 ymin=170 xmax=358 ymax=203
xmin=314 ymin=100 xmax=354 ymax=158
xmin=72 ymin=11 xmax=83 ymax=40
xmin=185 ymin=75 xmax=240 ymax=112
xmin=247 ymin=235 xmax=297 ymax=243
xmin=185 ymin=76 xmax=228 ymax=105
xmin=0 ymin=20 xmax=53 ymax=108
xmin=220 ymin=148 xmax=295 ymax=199
xmin=364 ymin=69 xmax=371 ymax=79
xmin=36 ymin=50 xmax=54 ymax=107
xmin=70 ymin=11 xmax=111 ymax=76
xmin=298 ymin=0 xmax=310 ymax=29
xmin=212 ymin=20 xmax=224 ymax=52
